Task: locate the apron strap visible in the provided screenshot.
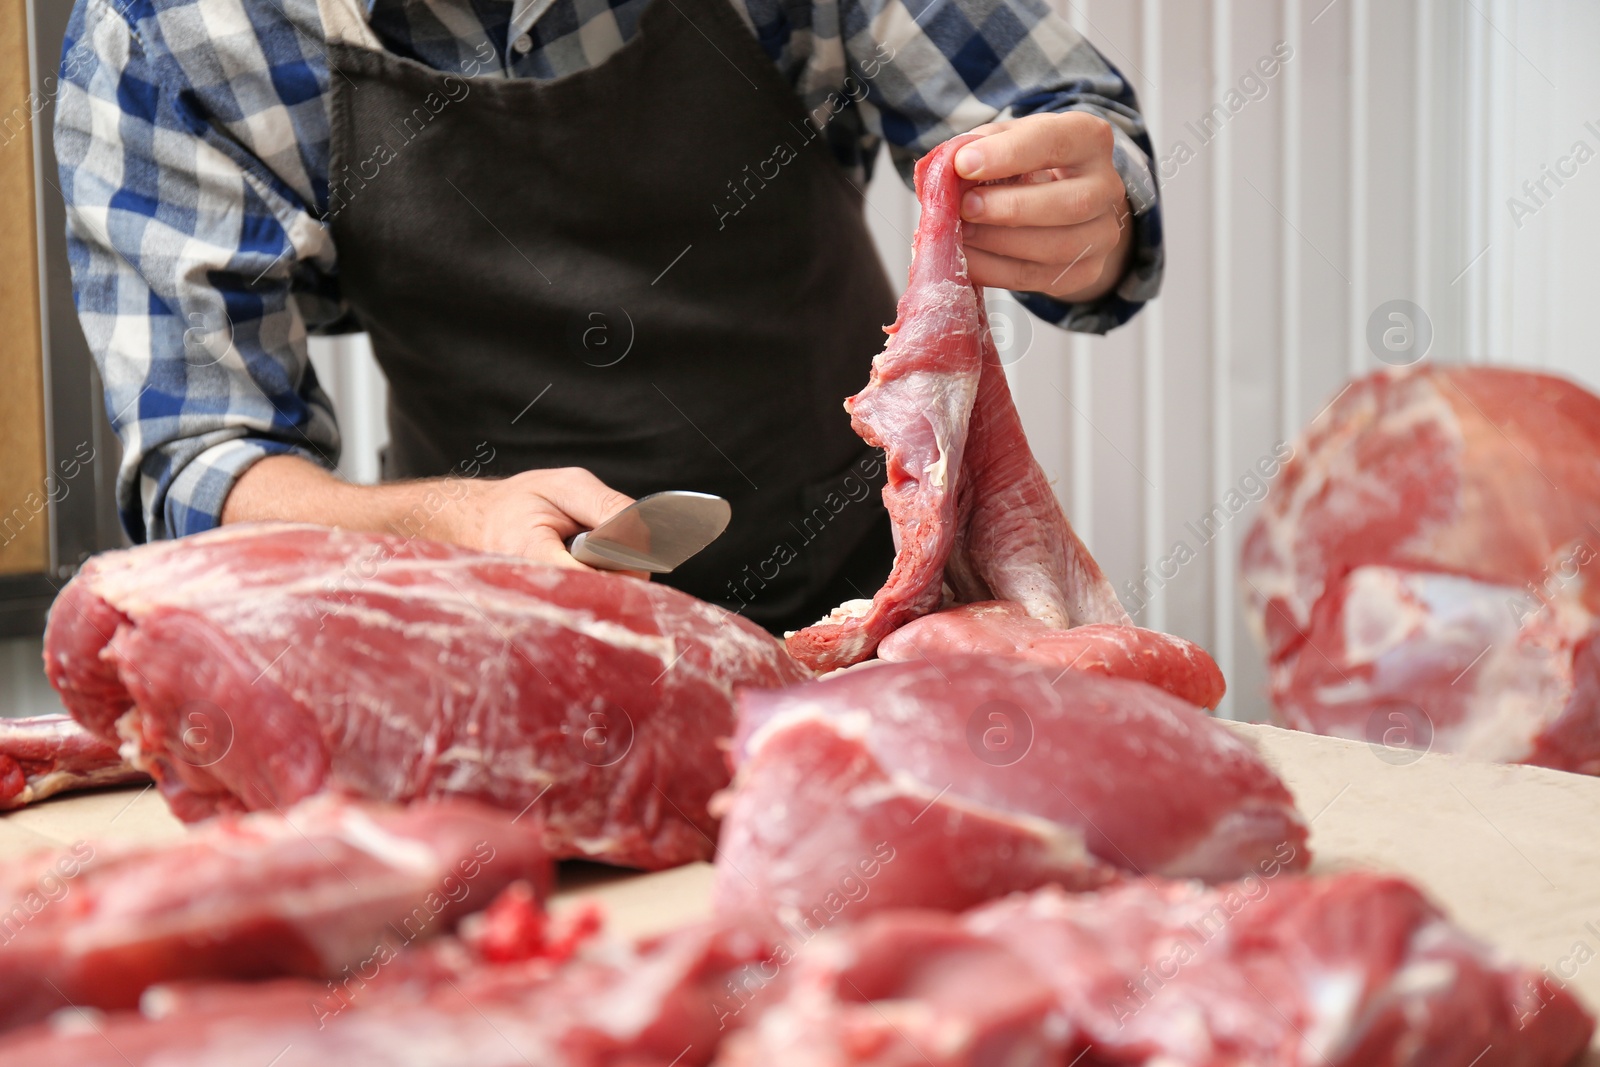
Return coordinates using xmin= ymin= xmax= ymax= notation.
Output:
xmin=316 ymin=0 xmax=383 ymax=50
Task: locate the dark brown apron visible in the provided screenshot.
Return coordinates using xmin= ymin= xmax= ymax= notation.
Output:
xmin=319 ymin=0 xmax=898 ymax=633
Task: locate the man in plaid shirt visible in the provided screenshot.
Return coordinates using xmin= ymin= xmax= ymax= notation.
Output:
xmin=56 ymin=0 xmax=1160 ymax=629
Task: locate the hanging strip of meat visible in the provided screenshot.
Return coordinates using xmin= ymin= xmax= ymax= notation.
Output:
xmin=783 ymin=135 xmax=987 ymax=671
xmin=786 ymin=135 xmax=1127 ymax=673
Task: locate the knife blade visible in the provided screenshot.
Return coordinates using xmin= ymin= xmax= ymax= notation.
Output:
xmin=567 ymin=491 xmax=732 ymax=573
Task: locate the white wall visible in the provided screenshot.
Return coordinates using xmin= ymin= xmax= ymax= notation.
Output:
xmin=6 ymin=0 xmax=1596 ymax=721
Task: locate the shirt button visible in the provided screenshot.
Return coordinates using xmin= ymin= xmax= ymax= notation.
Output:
xmin=512 ymin=33 xmax=533 ymax=55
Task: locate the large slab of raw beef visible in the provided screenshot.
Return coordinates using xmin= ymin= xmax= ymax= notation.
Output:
xmin=785 ymin=137 xmax=1127 ymax=673
xmin=877 ymin=601 xmax=1226 ymax=709
xmin=1242 ymin=367 xmax=1600 ymax=771
xmin=0 ymin=714 xmax=146 ymax=808
xmin=720 ymin=872 xmax=1595 ymax=1067
xmin=43 ymin=524 xmax=811 ymax=867
xmin=0 ymin=794 xmax=549 ymax=1032
xmin=712 ymin=656 xmax=1308 ymax=922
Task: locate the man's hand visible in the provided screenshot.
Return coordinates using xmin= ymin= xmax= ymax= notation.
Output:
xmin=953 ymin=111 xmax=1134 ymax=304
xmin=222 ymin=456 xmax=643 ymax=575
xmin=441 ymin=467 xmax=637 ymax=570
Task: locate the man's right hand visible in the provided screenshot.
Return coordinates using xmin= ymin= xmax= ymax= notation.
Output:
xmin=221 ymin=455 xmax=639 ymax=573
xmin=439 ymin=467 xmax=636 ymax=568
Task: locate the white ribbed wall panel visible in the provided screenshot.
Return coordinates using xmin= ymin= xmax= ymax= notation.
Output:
xmin=8 ymin=1 xmax=1598 ymax=719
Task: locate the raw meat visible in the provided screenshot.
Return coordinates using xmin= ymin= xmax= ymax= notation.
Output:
xmin=784 ymin=135 xmax=987 ymax=671
xmin=721 ymin=873 xmax=1594 ymax=1067
xmin=43 ymin=523 xmax=811 ymax=868
xmin=713 ymin=910 xmax=1062 ymax=1067
xmin=712 ymin=656 xmax=1308 ymax=922
xmin=0 ymin=794 xmax=550 ymax=1032
xmin=941 ymin=308 xmax=1128 ymax=628
xmin=1242 ymin=366 xmax=1600 ymax=770
xmin=0 ymin=713 xmax=146 ymax=808
xmin=877 ymin=601 xmax=1226 ymax=709
xmin=0 ymin=915 xmax=779 ymax=1067
xmin=785 ymin=133 xmax=1131 ymax=672
xmin=967 ymin=874 xmax=1595 ymax=1067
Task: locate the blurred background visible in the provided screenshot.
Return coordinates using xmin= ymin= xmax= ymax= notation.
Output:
xmin=3 ymin=0 xmax=1597 ymax=720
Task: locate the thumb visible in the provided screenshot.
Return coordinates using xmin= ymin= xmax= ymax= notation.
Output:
xmin=540 ymin=468 xmax=636 ymax=531
xmin=519 ymin=524 xmax=589 ymax=570
xmin=524 ymin=523 xmax=652 ymax=581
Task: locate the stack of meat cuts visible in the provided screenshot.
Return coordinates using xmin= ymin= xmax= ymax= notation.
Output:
xmin=8 ymin=135 xmax=1593 ymax=1067
xmin=2 ymin=868 xmax=1587 ymax=1067
xmin=1242 ymin=367 xmax=1600 ymax=772
xmin=42 ymin=523 xmax=809 ymax=868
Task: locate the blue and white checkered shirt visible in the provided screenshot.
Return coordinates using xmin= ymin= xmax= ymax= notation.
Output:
xmin=54 ymin=0 xmax=1162 ymax=543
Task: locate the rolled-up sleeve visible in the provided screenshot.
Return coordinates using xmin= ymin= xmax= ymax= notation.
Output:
xmin=837 ymin=0 xmax=1164 ymax=333
xmin=54 ymin=0 xmax=340 ymax=543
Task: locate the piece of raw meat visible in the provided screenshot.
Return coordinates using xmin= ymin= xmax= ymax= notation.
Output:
xmin=877 ymin=601 xmax=1225 ymax=709
xmin=42 ymin=523 xmax=811 ymax=868
xmin=0 ymin=794 xmax=550 ymax=1033
xmin=967 ymin=874 xmax=1594 ymax=1067
xmin=786 ymin=134 xmax=1130 ymax=672
xmin=713 ymin=910 xmax=1063 ymax=1067
xmin=720 ymin=873 xmax=1593 ymax=1067
xmin=780 ymin=131 xmax=1132 ymax=668
xmin=1242 ymin=366 xmax=1600 ymax=770
xmin=941 ymin=305 xmax=1129 ymax=628
xmin=0 ymin=914 xmax=779 ymax=1067
xmin=783 ymin=135 xmax=987 ymax=671
xmin=0 ymin=713 xmax=147 ymax=808
xmin=712 ymin=656 xmax=1308 ymax=923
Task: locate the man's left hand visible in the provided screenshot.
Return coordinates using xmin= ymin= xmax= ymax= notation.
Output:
xmin=953 ymin=112 xmax=1134 ymax=304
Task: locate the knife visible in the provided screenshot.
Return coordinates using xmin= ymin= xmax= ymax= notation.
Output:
xmin=567 ymin=490 xmax=732 ymax=573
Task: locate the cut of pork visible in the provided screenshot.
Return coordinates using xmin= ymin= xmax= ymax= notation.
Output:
xmin=43 ymin=523 xmax=811 ymax=867
xmin=877 ymin=601 xmax=1225 ymax=709
xmin=0 ymin=713 xmax=147 ymax=809
xmin=783 ymin=135 xmax=986 ymax=671
xmin=719 ymin=873 xmax=1594 ymax=1067
xmin=0 ymin=794 xmax=550 ymax=1033
xmin=713 ymin=656 xmax=1308 ymax=923
xmin=713 ymin=910 xmax=1063 ymax=1067
xmin=968 ymin=874 xmax=1595 ymax=1067
xmin=1242 ymin=367 xmax=1600 ymax=771
xmin=0 ymin=916 xmax=778 ymax=1067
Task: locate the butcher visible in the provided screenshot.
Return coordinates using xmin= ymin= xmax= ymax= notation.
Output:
xmin=55 ymin=0 xmax=1160 ymax=633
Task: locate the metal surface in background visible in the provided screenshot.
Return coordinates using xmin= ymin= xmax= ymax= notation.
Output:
xmin=569 ymin=491 xmax=732 ymax=573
